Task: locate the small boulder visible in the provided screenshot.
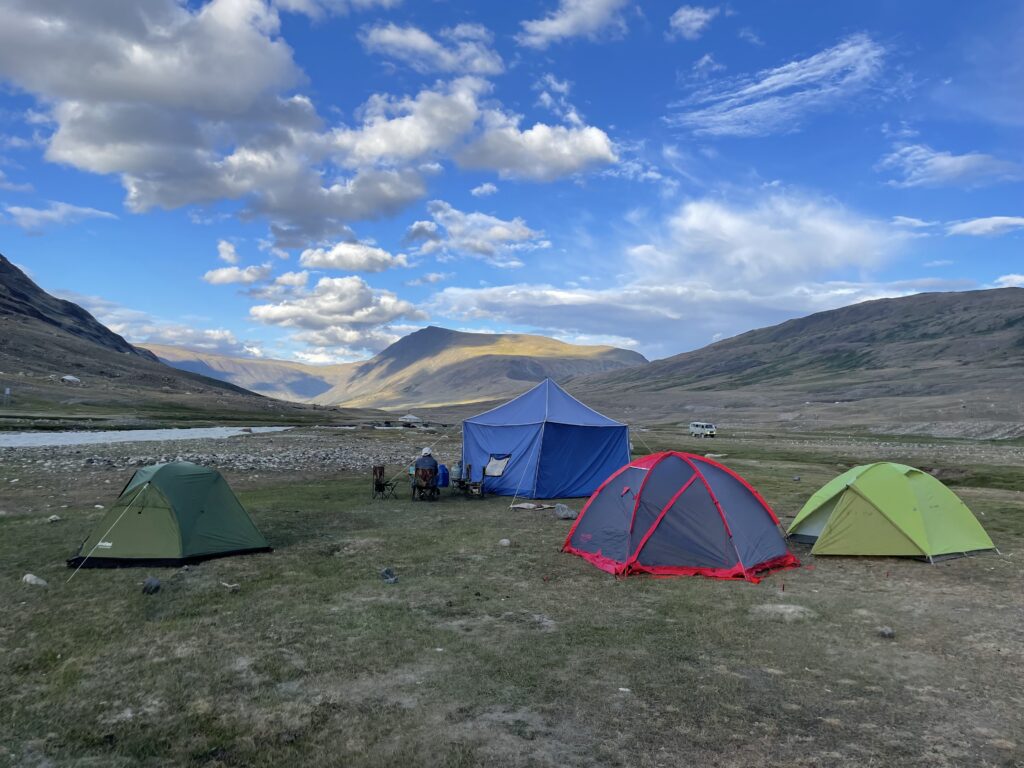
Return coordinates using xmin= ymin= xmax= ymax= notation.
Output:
xmin=792 ymin=475 xmax=801 ymax=482
xmin=47 ymin=514 xmax=62 ymax=523
xmin=22 ymin=573 xmax=48 ymax=588
xmin=380 ymin=567 xmax=398 ymax=584
xmin=553 ymin=504 xmax=577 ymax=521
xmin=498 ymin=538 xmax=512 ymax=548
xmin=142 ymin=577 xmax=161 ymax=595
xmin=877 ymin=626 xmax=896 ymax=639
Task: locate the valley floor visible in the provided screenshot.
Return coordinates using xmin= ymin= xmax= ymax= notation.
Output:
xmin=2 ymin=427 xmax=1022 ymax=767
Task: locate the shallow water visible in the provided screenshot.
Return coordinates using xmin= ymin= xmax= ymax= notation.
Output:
xmin=0 ymin=426 xmax=292 ymax=449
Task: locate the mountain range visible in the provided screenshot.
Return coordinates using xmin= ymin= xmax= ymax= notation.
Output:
xmin=146 ymin=327 xmax=647 ymax=408
xmin=3 ymin=250 xmax=1022 ymax=437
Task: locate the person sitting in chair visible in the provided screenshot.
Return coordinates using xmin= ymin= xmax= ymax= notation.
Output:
xmin=414 ymin=447 xmax=438 ymax=487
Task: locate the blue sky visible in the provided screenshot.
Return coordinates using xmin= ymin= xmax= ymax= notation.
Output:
xmin=0 ymin=0 xmax=1021 ymax=363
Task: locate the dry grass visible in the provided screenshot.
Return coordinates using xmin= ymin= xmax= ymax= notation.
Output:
xmin=2 ymin=428 xmax=1022 ymax=767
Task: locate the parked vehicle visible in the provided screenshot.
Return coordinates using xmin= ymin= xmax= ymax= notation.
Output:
xmin=689 ymin=421 xmax=717 ymax=438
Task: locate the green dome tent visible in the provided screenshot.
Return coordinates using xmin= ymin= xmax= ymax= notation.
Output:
xmin=788 ymin=462 xmax=993 ymax=561
xmin=68 ymin=462 xmax=270 ymax=568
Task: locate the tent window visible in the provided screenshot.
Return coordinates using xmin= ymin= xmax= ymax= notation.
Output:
xmin=485 ymin=454 xmax=511 ymax=477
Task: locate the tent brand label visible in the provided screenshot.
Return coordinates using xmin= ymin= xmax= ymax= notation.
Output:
xmin=97 ymin=541 xmax=113 ymax=549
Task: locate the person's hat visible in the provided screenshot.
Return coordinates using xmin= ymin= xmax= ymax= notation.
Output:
xmin=421 ymin=447 xmax=432 ymax=456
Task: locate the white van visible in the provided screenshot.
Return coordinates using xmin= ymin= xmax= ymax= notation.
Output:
xmin=689 ymin=422 xmax=717 ymax=438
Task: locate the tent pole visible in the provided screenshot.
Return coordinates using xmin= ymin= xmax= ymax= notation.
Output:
xmin=66 ymin=482 xmax=149 ymax=582
xmin=508 ymin=432 xmax=543 ymax=509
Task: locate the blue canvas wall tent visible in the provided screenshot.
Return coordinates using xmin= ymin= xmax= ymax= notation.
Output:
xmin=461 ymin=378 xmax=630 ymax=499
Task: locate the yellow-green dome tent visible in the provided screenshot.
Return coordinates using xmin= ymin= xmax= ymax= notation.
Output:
xmin=788 ymin=462 xmax=993 ymax=561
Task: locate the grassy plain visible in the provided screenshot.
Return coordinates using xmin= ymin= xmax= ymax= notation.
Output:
xmin=2 ymin=427 xmax=1022 ymax=767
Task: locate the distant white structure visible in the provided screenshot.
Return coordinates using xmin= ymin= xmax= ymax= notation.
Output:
xmin=60 ymin=375 xmax=82 ymax=385
xmin=399 ymin=414 xmax=423 ymax=424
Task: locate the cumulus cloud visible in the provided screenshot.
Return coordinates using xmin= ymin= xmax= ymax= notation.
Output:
xmin=668 ymin=6 xmax=719 ymax=41
xmin=994 ymin=274 xmax=1024 ymax=288
xmin=877 ymin=144 xmax=1022 ymax=188
xmin=299 ymin=241 xmax=409 ymax=272
xmin=668 ymin=33 xmax=886 ymax=136
xmin=4 ymin=201 xmax=116 ymax=231
xmin=430 ymin=192 xmax=912 ymax=356
xmin=217 ymin=240 xmax=240 ymax=264
xmin=249 ymin=274 xmax=425 ymax=355
xmin=517 ymin=0 xmax=630 ymax=49
xmin=471 ymin=182 xmax=498 ymax=197
xmin=275 ymin=270 xmax=309 ymax=287
xmin=459 ymin=110 xmax=617 ymax=181
xmin=203 ymin=263 xmax=272 ymax=285
xmin=360 ymin=23 xmax=503 ymax=75
xmin=406 ymin=200 xmax=548 ymax=267
xmin=946 ymin=216 xmax=1024 ymax=237
xmin=330 ymin=77 xmax=487 ymax=168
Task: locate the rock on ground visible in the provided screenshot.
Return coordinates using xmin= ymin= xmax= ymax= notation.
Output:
xmin=21 ymin=573 xmax=48 ymax=587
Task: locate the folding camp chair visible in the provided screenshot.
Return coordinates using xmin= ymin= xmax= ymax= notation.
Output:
xmin=413 ymin=467 xmax=439 ymax=502
xmin=371 ymin=465 xmax=396 ymax=500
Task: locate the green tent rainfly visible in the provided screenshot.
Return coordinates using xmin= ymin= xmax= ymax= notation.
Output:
xmin=788 ymin=462 xmax=994 ymax=561
xmin=68 ymin=462 xmax=270 ymax=568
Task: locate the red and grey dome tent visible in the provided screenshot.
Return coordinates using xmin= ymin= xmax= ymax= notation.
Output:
xmin=563 ymin=452 xmax=799 ymax=582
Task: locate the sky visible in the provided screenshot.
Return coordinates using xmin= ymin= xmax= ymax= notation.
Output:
xmin=0 ymin=0 xmax=1021 ymax=364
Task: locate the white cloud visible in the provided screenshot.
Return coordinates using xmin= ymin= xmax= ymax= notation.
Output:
xmin=430 ymin=192 xmax=913 ymax=357
xmin=0 ymin=169 xmax=32 ymax=192
xmin=668 ymin=6 xmax=719 ymax=41
xmin=891 ymin=215 xmax=937 ymax=228
xmin=994 ymin=274 xmax=1024 ymax=288
xmin=738 ymin=27 xmax=764 ymax=46
xmin=533 ymin=73 xmax=584 ymax=126
xmin=946 ymin=216 xmax=1024 ymax=237
xmin=360 ymin=23 xmax=503 ymax=75
xmin=217 ymin=240 xmax=240 ymax=264
xmin=203 ymin=263 xmax=272 ymax=285
xmin=405 ymin=200 xmax=548 ymax=268
xmin=330 ymin=77 xmax=487 ymax=168
xmin=275 ymin=270 xmax=309 ymax=286
xmin=924 ymin=260 xmax=953 ymax=268
xmin=0 ymin=0 xmax=434 ymax=250
xmin=471 ymin=182 xmax=498 ymax=197
xmin=4 ymin=201 xmax=116 ymax=231
xmin=249 ymin=275 xmax=425 ymax=355
xmin=59 ymin=291 xmax=262 ymax=357
xmin=668 ymin=33 xmax=886 ymax=136
xmin=273 ymin=0 xmax=400 ymax=20
xmin=692 ymin=53 xmax=725 ymax=77
xmin=877 ymin=144 xmax=1022 ymax=188
xmin=406 ymin=271 xmax=453 ymax=286
xmin=299 ymin=241 xmax=409 ymax=272
xmin=459 ymin=110 xmax=617 ymax=181
xmin=517 ymin=0 xmax=630 ymax=49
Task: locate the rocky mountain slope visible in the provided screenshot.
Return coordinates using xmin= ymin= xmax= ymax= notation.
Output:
xmin=0 ymin=255 xmax=375 ymax=428
xmin=148 ymin=326 xmax=648 ymax=408
xmin=569 ymin=288 xmax=1024 ymax=437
